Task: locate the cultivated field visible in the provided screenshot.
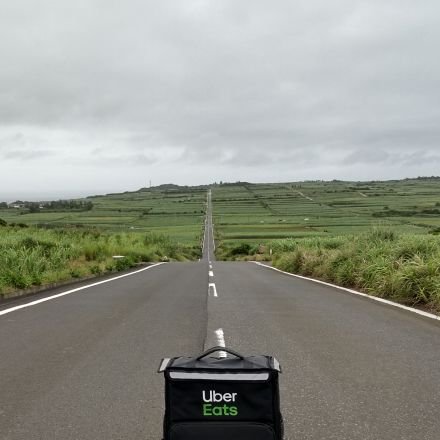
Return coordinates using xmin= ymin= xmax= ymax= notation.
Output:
xmin=1 ymin=185 xmax=207 ymax=245
xmin=212 ymin=178 xmax=440 ymax=257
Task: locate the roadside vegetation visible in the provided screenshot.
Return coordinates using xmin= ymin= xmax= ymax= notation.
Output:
xmin=0 ymin=225 xmax=200 ymax=297
xmin=271 ymin=230 xmax=440 ymax=312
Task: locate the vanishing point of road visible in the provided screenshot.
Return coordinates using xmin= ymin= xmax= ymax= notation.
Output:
xmin=1 ymin=191 xmax=439 ymax=439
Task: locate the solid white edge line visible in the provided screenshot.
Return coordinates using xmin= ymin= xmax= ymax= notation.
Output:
xmin=252 ymin=262 xmax=440 ymax=321
xmin=0 ymin=262 xmax=165 ymax=317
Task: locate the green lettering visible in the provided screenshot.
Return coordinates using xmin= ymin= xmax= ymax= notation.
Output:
xmin=203 ymin=403 xmax=212 ymax=416
xmin=229 ymin=406 xmax=238 ymax=416
xmin=203 ymin=404 xmax=238 ymax=417
xmin=212 ymin=405 xmax=223 ymax=416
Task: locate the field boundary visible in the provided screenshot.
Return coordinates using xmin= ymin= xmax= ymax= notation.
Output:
xmin=252 ymin=262 xmax=440 ymax=322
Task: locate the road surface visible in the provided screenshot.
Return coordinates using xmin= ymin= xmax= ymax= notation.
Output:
xmin=1 ymin=192 xmax=439 ymax=439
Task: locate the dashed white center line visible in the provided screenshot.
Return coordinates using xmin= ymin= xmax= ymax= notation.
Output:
xmin=209 ymin=264 xmax=213 ymax=269
xmin=215 ymin=328 xmax=227 ymax=358
xmin=209 ymin=270 xmax=214 ymax=277
xmin=208 ymin=283 xmax=218 ymax=297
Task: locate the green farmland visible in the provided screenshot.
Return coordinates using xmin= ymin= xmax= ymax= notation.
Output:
xmin=1 ymin=186 xmax=207 ymax=245
xmin=212 ymin=178 xmax=440 ymax=249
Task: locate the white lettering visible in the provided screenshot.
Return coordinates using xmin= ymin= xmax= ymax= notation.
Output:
xmin=202 ymin=390 xmax=238 ymax=403
xmin=223 ymin=393 xmax=232 ymax=402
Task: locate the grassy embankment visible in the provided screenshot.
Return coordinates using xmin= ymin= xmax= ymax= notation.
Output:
xmin=0 ymin=226 xmax=200 ymax=297
xmin=0 ymin=185 xmax=207 ymax=297
xmin=271 ymin=230 xmax=440 ymax=312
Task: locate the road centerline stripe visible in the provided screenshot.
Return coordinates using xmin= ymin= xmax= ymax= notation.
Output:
xmin=0 ymin=263 xmax=165 ymax=317
xmin=215 ymin=328 xmax=227 ymax=358
xmin=209 ymin=270 xmax=214 ymax=277
xmin=208 ymin=283 xmax=218 ymax=297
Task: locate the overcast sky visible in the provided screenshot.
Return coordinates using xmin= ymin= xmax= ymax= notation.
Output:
xmin=1 ymin=0 xmax=439 ymax=199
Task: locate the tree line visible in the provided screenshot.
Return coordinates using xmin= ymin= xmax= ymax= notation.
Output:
xmin=1 ymin=200 xmax=93 ymax=212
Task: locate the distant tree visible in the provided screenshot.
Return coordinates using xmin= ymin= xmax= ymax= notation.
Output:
xmin=28 ymin=203 xmax=40 ymax=213
xmin=0 ymin=202 xmax=7 ymax=209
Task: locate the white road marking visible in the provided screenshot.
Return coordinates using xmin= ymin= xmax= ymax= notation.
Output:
xmin=209 ymin=264 xmax=213 ymax=269
xmin=253 ymin=262 xmax=440 ymax=321
xmin=208 ymin=283 xmax=218 ymax=297
xmin=0 ymin=263 xmax=165 ymax=317
xmin=209 ymin=270 xmax=214 ymax=277
xmin=215 ymin=328 xmax=227 ymax=358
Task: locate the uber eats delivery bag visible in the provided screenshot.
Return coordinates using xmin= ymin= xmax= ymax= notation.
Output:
xmin=158 ymin=346 xmax=283 ymax=440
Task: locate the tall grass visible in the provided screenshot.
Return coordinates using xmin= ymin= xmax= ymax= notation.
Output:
xmin=271 ymin=229 xmax=440 ymax=312
xmin=0 ymin=226 xmax=200 ymax=295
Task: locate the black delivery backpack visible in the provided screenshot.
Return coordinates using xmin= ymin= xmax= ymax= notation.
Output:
xmin=158 ymin=346 xmax=283 ymax=440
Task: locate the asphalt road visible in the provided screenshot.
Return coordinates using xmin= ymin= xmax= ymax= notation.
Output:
xmin=1 ymin=197 xmax=440 ymax=439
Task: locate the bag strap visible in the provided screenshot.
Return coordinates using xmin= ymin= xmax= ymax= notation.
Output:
xmin=196 ymin=346 xmax=244 ymax=360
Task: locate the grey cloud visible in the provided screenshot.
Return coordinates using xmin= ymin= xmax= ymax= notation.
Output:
xmin=2 ymin=149 xmax=55 ymax=161
xmin=88 ymin=152 xmax=159 ymax=166
xmin=1 ymin=0 xmax=440 ymax=196
xmin=400 ymin=151 xmax=440 ymax=166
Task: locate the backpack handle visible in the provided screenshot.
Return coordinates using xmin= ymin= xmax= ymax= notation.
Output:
xmin=196 ymin=346 xmax=244 ymax=360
